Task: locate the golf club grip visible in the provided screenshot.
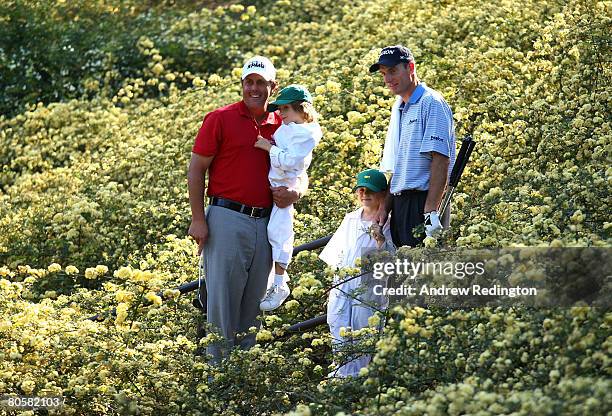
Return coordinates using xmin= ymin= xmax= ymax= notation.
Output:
xmin=449 ymin=136 xmax=476 ymax=187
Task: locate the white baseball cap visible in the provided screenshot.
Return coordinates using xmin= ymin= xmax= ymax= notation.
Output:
xmin=241 ymin=56 xmax=276 ymax=82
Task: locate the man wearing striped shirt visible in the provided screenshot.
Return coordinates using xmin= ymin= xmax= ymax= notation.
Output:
xmin=370 ymin=45 xmax=456 ymax=247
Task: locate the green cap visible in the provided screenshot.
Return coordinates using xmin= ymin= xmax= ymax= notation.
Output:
xmin=268 ymin=85 xmax=312 ymax=112
xmin=353 ymin=169 xmax=388 ymax=192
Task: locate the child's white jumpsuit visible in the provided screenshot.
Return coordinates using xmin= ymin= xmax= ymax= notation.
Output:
xmin=267 ymin=121 xmax=322 ymax=269
xmin=319 ymin=207 xmax=395 ymax=377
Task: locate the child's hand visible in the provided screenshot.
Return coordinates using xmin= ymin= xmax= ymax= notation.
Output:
xmin=369 ymin=224 xmax=386 ymax=247
xmin=254 ymin=136 xmax=273 ymax=152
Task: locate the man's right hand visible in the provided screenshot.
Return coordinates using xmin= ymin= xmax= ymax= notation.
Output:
xmin=188 ymin=219 xmax=209 ymax=255
xmin=375 ymin=206 xmax=389 ymax=226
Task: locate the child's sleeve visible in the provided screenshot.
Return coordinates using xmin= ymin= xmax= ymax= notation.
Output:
xmin=380 ymin=220 xmax=396 ymax=254
xmin=294 ymin=172 xmax=309 ymax=196
xmin=319 ymin=216 xmax=349 ymax=270
xmin=269 ymin=126 xmax=318 ymax=172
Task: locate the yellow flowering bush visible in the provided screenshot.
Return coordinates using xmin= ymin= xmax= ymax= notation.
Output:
xmin=0 ymin=0 xmax=610 ymax=414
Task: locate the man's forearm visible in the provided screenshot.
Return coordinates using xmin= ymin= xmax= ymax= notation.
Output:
xmin=382 ymin=174 xmax=393 ymax=212
xmin=425 ymin=154 xmax=449 ymax=212
xmin=384 ymin=191 xmax=392 ymax=212
xmin=188 ymin=169 xmax=207 ymax=222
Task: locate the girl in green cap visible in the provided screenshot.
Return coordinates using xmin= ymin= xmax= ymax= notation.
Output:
xmin=319 ymin=168 xmax=396 ymax=377
xmin=254 ymin=84 xmax=322 ymax=311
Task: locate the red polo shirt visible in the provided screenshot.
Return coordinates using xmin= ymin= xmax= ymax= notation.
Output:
xmin=192 ymin=101 xmax=282 ymax=208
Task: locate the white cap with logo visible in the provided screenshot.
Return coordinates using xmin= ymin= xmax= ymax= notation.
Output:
xmin=241 ymin=56 xmax=276 ymax=82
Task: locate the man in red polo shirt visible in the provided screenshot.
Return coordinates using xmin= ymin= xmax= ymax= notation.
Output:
xmin=188 ymin=56 xmax=300 ymax=363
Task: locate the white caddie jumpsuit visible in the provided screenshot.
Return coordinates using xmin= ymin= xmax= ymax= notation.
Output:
xmin=319 ymin=207 xmax=395 ymax=377
xmin=267 ymin=121 xmax=322 ymax=269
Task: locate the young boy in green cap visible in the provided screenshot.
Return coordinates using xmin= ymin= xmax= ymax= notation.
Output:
xmin=254 ymin=84 xmax=322 ymax=311
xmin=319 ymin=168 xmax=395 ymax=377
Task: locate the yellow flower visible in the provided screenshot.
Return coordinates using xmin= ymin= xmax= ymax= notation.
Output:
xmin=84 ymin=268 xmax=97 ymax=280
xmin=21 ymin=380 xmax=36 ymax=394
xmin=47 ymin=263 xmax=62 ymax=273
xmin=229 ymin=4 xmax=245 ymax=13
xmin=139 ymin=37 xmax=154 ymax=49
xmin=276 ymin=68 xmax=290 ymax=79
xmin=311 ymin=338 xmax=325 ymax=347
xmin=132 ymin=270 xmax=154 ymax=283
xmin=347 ymin=111 xmax=365 ymax=125
xmin=114 ymin=267 xmax=132 ymax=279
xmin=401 ymin=323 xmax=421 ymax=335
xmin=65 ymin=265 xmax=79 ymax=275
xmin=43 ymin=290 xmax=57 ymax=299
xmin=208 ymin=74 xmax=222 ymax=85
xmin=570 ymin=210 xmax=585 ymax=223
xmin=256 ymin=329 xmax=273 ymax=342
xmin=115 ymin=302 xmax=129 ymax=324
xmin=291 ymin=285 xmax=307 ymax=299
xmin=115 ymin=290 xmax=134 ymax=303
xmin=368 ymin=314 xmax=380 ymax=327
xmin=162 ymin=289 xmax=180 ymax=300
xmin=325 ymin=80 xmax=341 ymax=94
xmin=284 ymin=299 xmax=299 ymax=310
xmin=95 ymin=265 xmax=109 ymax=275
xmin=145 ymin=292 xmax=162 ymax=306
xmin=152 ymin=63 xmax=164 ymax=76
xmin=192 ymin=77 xmax=206 ymax=87
xmin=424 ymin=236 xmax=437 ymax=248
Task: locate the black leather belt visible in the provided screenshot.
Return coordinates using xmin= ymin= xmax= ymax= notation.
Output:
xmin=209 ymin=196 xmax=272 ymax=218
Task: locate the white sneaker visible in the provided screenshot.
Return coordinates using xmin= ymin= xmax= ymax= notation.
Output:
xmin=259 ymin=282 xmax=290 ymax=311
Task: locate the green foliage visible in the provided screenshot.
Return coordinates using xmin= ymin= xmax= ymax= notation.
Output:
xmin=0 ymin=1 xmax=147 ymax=116
xmin=0 ymin=0 xmax=264 ymax=117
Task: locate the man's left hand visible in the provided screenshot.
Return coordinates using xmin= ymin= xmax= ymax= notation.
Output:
xmin=424 ymin=211 xmax=442 ymax=237
xmin=272 ymin=186 xmax=299 ymax=208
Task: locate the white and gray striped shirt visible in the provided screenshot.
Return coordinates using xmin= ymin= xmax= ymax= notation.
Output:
xmin=387 ymin=83 xmax=456 ymax=193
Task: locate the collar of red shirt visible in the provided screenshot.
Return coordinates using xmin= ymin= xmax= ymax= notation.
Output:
xmin=238 ymin=100 xmax=279 ymax=125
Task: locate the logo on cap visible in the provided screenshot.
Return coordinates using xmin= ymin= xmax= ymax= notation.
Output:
xmin=247 ymin=61 xmax=266 ymax=69
xmin=368 ymin=45 xmax=414 ymax=73
xmin=242 ymin=55 xmax=276 ymax=81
